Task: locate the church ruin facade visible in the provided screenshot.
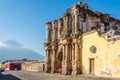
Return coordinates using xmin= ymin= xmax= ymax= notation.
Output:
xmin=44 ymin=2 xmax=120 ymax=77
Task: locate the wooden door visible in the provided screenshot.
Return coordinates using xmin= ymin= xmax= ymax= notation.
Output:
xmin=89 ymin=59 xmax=94 ymax=74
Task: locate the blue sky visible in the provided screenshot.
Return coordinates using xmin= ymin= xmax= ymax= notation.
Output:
xmin=0 ymin=0 xmax=120 ymax=56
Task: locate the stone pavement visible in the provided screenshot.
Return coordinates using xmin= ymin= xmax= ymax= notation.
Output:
xmin=0 ymin=71 xmax=119 ymax=80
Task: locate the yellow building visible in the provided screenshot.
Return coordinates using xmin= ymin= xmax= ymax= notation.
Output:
xmin=82 ymin=31 xmax=120 ymax=77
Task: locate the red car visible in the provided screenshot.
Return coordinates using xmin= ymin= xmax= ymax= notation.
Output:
xmin=53 ymin=68 xmax=62 ymax=73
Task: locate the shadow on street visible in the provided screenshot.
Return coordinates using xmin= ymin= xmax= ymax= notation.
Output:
xmin=0 ymin=72 xmax=21 ymax=80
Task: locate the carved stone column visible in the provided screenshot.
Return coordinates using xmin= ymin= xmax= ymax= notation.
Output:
xmin=72 ymin=15 xmax=75 ymax=34
xmin=75 ymin=14 xmax=80 ymax=35
xmin=69 ymin=44 xmax=72 ymax=62
xmin=75 ymin=43 xmax=80 ymax=60
xmin=62 ymin=44 xmax=69 ymax=75
xmin=66 ymin=44 xmax=69 ymax=62
xmin=55 ymin=21 xmax=58 ymax=40
xmin=63 ymin=15 xmax=69 ymax=37
xmin=45 ymin=22 xmax=52 ymax=43
xmin=72 ymin=44 xmax=75 ymax=63
xmin=51 ymin=48 xmax=57 ymax=73
xmin=52 ymin=21 xmax=58 ymax=41
xmin=72 ymin=39 xmax=82 ymax=75
xmin=65 ymin=15 xmax=69 ymax=36
xmin=62 ymin=45 xmax=65 ymax=62
xmin=45 ymin=50 xmax=51 ymax=73
xmin=63 ymin=16 xmax=66 ymax=36
xmin=79 ymin=17 xmax=83 ymax=33
xmin=62 ymin=44 xmax=65 ymax=74
xmin=58 ymin=19 xmax=61 ymax=39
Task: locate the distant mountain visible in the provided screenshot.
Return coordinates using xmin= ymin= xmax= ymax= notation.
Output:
xmin=0 ymin=40 xmax=44 ymax=62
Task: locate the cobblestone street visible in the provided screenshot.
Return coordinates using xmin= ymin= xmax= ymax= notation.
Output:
xmin=0 ymin=71 xmax=119 ymax=80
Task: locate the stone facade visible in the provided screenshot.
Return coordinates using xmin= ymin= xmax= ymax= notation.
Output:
xmin=44 ymin=2 xmax=120 ymax=77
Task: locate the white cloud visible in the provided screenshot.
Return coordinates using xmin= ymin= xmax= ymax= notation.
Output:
xmin=0 ymin=40 xmax=27 ymax=48
xmin=0 ymin=42 xmax=7 ymax=48
xmin=0 ymin=40 xmax=44 ymax=62
xmin=0 ymin=40 xmax=33 ymax=51
xmin=21 ymin=45 xmax=28 ymax=48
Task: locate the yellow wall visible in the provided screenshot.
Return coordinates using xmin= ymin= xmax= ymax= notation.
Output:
xmin=22 ymin=61 xmax=45 ymax=72
xmin=82 ymin=31 xmax=120 ymax=78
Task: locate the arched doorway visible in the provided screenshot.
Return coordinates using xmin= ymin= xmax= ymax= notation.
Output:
xmin=53 ymin=49 xmax=63 ymax=73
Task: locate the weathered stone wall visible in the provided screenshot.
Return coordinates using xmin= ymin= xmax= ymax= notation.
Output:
xmin=22 ymin=61 xmax=45 ymax=72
